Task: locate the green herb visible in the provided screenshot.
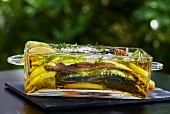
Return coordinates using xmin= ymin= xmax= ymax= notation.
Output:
xmin=40 ymin=54 xmax=60 ymax=65
xmin=55 ymin=43 xmax=68 ymax=49
xmin=71 ymin=43 xmax=78 ymax=48
xmin=131 ymin=49 xmax=139 ymax=57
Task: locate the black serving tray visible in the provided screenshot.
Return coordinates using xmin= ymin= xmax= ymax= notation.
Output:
xmin=4 ymin=82 xmax=170 ymax=111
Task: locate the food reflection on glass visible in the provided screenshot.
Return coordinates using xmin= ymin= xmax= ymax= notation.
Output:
xmin=8 ymin=41 xmax=163 ymax=99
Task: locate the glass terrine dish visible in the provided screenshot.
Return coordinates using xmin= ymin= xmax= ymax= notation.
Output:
xmin=7 ymin=41 xmax=163 ymax=99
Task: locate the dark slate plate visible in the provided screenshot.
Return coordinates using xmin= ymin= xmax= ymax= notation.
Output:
xmin=4 ymin=82 xmax=170 ymax=111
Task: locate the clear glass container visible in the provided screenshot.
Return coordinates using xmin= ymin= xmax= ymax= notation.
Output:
xmin=7 ymin=41 xmax=163 ymax=99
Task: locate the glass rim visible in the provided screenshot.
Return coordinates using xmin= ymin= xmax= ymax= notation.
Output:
xmin=24 ymin=43 xmax=153 ymax=59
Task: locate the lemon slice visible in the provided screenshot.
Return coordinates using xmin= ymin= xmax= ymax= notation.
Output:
xmin=103 ymin=60 xmax=132 ymax=71
xmin=26 ymin=41 xmax=50 ymax=48
xmin=128 ymin=63 xmax=148 ymax=77
xmin=28 ymin=47 xmax=56 ymax=53
xmin=26 ymin=66 xmax=46 ymax=85
xmin=25 ymin=71 xmax=56 ymax=93
xmin=64 ymin=82 xmax=104 ymax=90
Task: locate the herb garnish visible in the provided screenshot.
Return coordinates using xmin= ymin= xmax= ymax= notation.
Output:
xmin=131 ymin=49 xmax=139 ymax=57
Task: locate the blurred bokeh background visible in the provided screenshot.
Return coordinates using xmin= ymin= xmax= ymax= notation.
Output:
xmin=0 ymin=0 xmax=170 ymax=74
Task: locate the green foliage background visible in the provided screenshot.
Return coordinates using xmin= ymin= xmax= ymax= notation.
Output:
xmin=0 ymin=0 xmax=170 ymax=73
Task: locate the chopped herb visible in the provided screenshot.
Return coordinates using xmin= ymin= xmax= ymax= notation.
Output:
xmin=40 ymin=54 xmax=58 ymax=65
xmin=131 ymin=49 xmax=139 ymax=57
